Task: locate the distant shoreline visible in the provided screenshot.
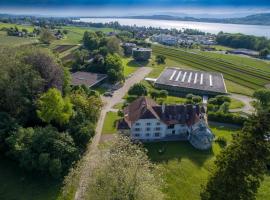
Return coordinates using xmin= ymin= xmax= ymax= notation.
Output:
xmin=79 ymin=13 xmax=270 ymax=26
xmin=78 ymin=17 xmax=270 ymax=38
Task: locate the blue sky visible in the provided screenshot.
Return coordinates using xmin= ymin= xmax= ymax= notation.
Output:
xmin=1 ymin=0 xmax=269 ymax=7
xmin=0 ymin=0 xmax=270 ymax=17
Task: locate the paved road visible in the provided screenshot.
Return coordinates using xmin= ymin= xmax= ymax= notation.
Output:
xmin=229 ymin=93 xmax=255 ymax=114
xmin=74 ymin=67 xmax=152 ymax=200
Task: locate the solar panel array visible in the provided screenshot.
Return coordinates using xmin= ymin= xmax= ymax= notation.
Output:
xmin=155 ymin=67 xmax=227 ymax=94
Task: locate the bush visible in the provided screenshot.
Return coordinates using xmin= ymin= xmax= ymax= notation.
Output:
xmin=128 ymin=83 xmax=148 ymax=96
xmin=208 ymin=111 xmax=246 ymax=126
xmin=155 ymin=55 xmax=166 ymax=64
xmin=215 ymin=136 xmax=227 ymax=147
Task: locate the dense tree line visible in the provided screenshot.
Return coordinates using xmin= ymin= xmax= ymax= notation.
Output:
xmin=216 ymin=32 xmax=270 ymax=51
xmin=0 ymin=46 xmax=102 ymax=179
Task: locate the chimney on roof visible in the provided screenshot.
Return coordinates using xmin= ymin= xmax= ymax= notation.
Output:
xmin=162 ymin=103 xmax=165 ymax=114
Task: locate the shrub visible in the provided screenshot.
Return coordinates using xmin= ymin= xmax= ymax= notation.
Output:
xmin=215 ymin=136 xmax=227 ymax=147
xmin=155 ymin=55 xmax=166 ymax=64
xmin=128 ymin=83 xmax=148 ymax=96
xmin=208 ymin=111 xmax=246 ymax=126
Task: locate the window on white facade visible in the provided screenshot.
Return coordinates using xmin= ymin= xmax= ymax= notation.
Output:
xmin=168 ymin=124 xmax=175 ymax=129
xmin=155 ymin=127 xmax=161 ymax=131
xmin=146 ymin=133 xmax=150 ymax=137
xmin=135 ymin=123 xmax=140 ymax=126
xmin=134 ymin=134 xmax=140 ymax=137
xmin=156 ymin=122 xmax=161 ymax=125
xmin=155 ymin=132 xmax=160 ymax=137
xmin=146 ymin=122 xmax=151 ymax=126
xmin=146 ymin=127 xmax=151 ymax=131
xmin=134 ymin=128 xmax=140 ymax=131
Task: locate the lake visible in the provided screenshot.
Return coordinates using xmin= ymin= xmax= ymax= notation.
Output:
xmin=78 ymin=18 xmax=270 ymax=38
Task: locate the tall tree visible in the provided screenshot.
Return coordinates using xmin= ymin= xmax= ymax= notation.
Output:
xmin=83 ymin=31 xmax=99 ymax=51
xmin=39 ymin=28 xmax=55 ymax=44
xmin=105 ymin=53 xmax=124 ymax=83
xmin=37 ymin=88 xmax=73 ymax=125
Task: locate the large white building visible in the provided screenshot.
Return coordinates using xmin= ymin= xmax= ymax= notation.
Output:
xmin=118 ymin=96 xmax=214 ymax=150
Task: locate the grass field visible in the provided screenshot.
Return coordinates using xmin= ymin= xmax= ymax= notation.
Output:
xmin=229 ymin=98 xmax=245 ymax=109
xmin=0 ymin=22 xmax=34 ymax=32
xmin=102 ymin=111 xmax=121 ymax=134
xmin=0 ymin=157 xmax=61 ymax=200
xmin=152 ymin=45 xmax=270 ymax=96
xmin=144 ymin=125 xmax=269 ymax=200
xmin=123 ymin=58 xmax=141 ymax=77
xmin=210 ymin=45 xmax=233 ymax=51
xmin=0 ymin=31 xmax=38 ymax=46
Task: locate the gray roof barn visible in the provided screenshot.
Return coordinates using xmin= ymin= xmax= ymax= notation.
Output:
xmin=155 ymin=67 xmax=227 ymax=95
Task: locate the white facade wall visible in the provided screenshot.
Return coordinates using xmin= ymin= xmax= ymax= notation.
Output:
xmin=130 ymin=118 xmax=190 ymax=140
xmin=131 ymin=119 xmax=167 ymax=140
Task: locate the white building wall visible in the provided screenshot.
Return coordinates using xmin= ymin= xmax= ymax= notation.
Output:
xmin=165 ymin=124 xmax=190 ymax=136
xmin=130 ymin=119 xmax=190 ymax=140
xmin=131 ymin=119 xmax=167 ymax=140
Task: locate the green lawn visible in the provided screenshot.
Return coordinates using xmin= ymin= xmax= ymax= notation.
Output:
xmin=102 ymin=111 xmax=121 ymax=134
xmin=113 ymin=102 xmax=125 ymax=109
xmin=123 ymin=57 xmax=141 ymax=77
xmin=229 ymin=98 xmax=245 ymax=109
xmin=0 ymin=157 xmax=61 ymax=200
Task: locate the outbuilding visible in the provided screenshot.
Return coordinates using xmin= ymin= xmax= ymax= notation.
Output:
xmin=132 ymin=47 xmax=152 ymax=61
xmin=154 ymin=67 xmax=227 ymax=96
xmin=71 ymin=71 xmax=107 ymax=88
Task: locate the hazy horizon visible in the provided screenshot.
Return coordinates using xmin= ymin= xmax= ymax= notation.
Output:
xmin=1 ymin=6 xmax=270 ymax=18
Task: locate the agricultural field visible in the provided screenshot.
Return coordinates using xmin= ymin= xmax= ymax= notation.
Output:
xmin=152 ymin=45 xmax=270 ymax=96
xmin=0 ymin=22 xmax=34 ymax=32
xmin=0 ymin=31 xmax=38 ymax=46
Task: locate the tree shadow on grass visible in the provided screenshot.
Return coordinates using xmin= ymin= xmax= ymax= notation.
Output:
xmin=0 ymin=156 xmax=61 ymax=200
xmin=144 ymin=141 xmax=214 ymax=167
xmin=127 ymin=60 xmax=150 ymax=68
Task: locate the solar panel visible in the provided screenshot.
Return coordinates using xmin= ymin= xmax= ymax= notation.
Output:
xmin=169 ymin=70 xmax=177 ymax=80
xmin=181 ymin=72 xmax=187 ymax=82
xmin=200 ymin=73 xmax=204 ymax=85
xmin=175 ymin=71 xmax=182 ymax=81
xmin=188 ymin=72 xmax=193 ymax=83
xmin=209 ymin=75 xmax=213 ymax=87
xmin=194 ymin=73 xmax=198 ymax=84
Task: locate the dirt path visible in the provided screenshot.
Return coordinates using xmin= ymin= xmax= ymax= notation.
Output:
xmin=74 ymin=67 xmax=152 ymax=200
xmin=229 ymin=93 xmax=255 ymax=115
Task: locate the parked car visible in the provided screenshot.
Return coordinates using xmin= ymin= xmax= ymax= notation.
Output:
xmin=104 ymin=92 xmax=113 ymax=97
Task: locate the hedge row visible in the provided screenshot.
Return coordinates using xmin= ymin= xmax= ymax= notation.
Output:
xmin=208 ymin=111 xmax=247 ymax=126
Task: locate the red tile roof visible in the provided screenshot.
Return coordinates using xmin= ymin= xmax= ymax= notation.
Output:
xmin=121 ymin=96 xmax=201 ymax=128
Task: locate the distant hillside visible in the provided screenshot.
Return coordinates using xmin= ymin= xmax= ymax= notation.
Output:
xmin=127 ymin=13 xmax=270 ymax=26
